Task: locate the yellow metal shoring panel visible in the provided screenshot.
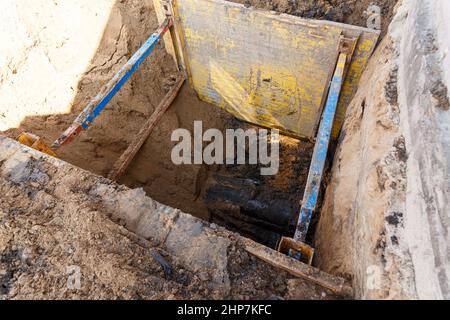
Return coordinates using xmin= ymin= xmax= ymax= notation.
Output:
xmin=154 ymin=0 xmax=379 ymax=140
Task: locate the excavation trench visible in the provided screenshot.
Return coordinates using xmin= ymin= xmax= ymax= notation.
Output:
xmin=1 ymin=0 xmax=398 ymax=277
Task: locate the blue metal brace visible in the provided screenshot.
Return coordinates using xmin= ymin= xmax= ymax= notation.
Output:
xmin=294 ymin=53 xmax=348 ymax=242
xmin=51 ymin=18 xmax=172 ymax=150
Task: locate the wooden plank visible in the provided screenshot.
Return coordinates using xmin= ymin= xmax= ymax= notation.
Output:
xmin=242 ymin=238 xmax=353 ymax=297
xmin=108 ymin=74 xmax=185 ymax=181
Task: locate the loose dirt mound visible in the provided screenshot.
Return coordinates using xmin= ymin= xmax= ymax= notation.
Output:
xmin=233 ymin=0 xmax=397 ymax=37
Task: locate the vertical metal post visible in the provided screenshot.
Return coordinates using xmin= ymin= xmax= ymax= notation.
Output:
xmin=51 ymin=18 xmax=172 ymax=150
xmin=294 ymin=53 xmax=347 ymax=242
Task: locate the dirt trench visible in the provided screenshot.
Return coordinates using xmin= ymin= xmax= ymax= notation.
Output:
xmin=233 ymin=0 xmax=396 ymax=38
xmin=1 ymin=0 xmax=398 ymax=267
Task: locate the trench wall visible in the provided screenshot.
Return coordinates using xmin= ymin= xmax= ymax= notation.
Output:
xmin=316 ymin=0 xmax=450 ymax=299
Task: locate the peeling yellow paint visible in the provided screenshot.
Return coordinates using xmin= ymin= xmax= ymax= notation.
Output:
xmin=184 ymin=27 xmax=206 ymax=42
xmin=155 ymin=0 xmax=379 ymax=140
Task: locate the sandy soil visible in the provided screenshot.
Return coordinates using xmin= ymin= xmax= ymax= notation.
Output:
xmin=0 ymin=0 xmax=404 ymax=300
xmin=1 ymin=1 xmax=312 ymax=241
xmin=0 ymin=0 xmax=397 ymax=251
xmin=313 ymin=32 xmax=413 ymax=298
